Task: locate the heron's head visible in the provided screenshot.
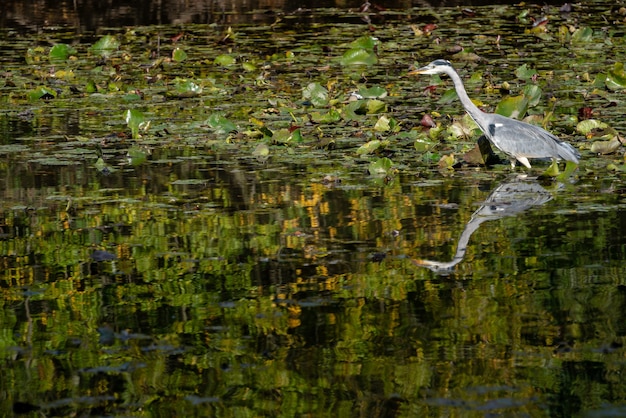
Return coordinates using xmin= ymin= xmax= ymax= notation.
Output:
xmin=408 ymin=59 xmax=453 ymax=76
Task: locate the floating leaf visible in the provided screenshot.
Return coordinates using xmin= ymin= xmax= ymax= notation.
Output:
xmin=438 ymin=154 xmax=456 ymax=169
xmin=576 ymin=119 xmax=609 ymax=135
xmin=374 ymin=115 xmax=391 ymax=132
xmin=302 ymin=82 xmax=329 ymax=108
xmin=590 ymin=137 xmax=622 ymax=155
xmin=495 ymin=95 xmax=528 ymax=119
xmin=49 ymin=43 xmax=77 ymax=63
xmin=242 ymin=62 xmax=257 ymax=72
xmin=522 ymin=84 xmax=542 ymax=107
xmin=358 ymin=86 xmax=387 ymax=99
xmin=172 ymin=47 xmax=187 ymax=62
xmin=606 ymin=62 xmax=626 ymax=90
xmin=206 ymin=114 xmax=237 ymax=135
xmin=368 ymin=157 xmax=394 ymax=177
xmin=25 ymin=46 xmax=46 ymax=64
xmin=343 ymin=100 xmax=367 ymax=120
xmin=171 ymin=179 xmax=207 ymax=185
xmin=127 ymin=147 xmax=148 ymax=166
xmin=125 ymin=109 xmax=146 ymax=139
xmin=515 ymin=64 xmax=537 ymax=81
xmin=350 ymin=36 xmax=379 ymax=50
xmin=174 ymin=78 xmax=202 ymax=96
xmin=27 ymin=86 xmax=56 ymax=101
xmin=357 ymin=140 xmax=381 ymax=155
xmin=252 ymin=143 xmax=270 ymax=157
xmin=310 ymin=109 xmax=341 ymax=123
xmin=571 ymin=27 xmax=593 ymax=43
xmin=272 ymin=128 xmax=303 ymax=144
xmin=340 ymin=48 xmax=377 ymax=66
xmin=438 ymin=88 xmax=459 ymax=104
xmin=90 ymin=35 xmax=120 ymax=58
xmin=414 ymin=137 xmax=437 ymax=152
xmin=366 ymin=99 xmax=386 ymax=114
xmin=214 ymin=54 xmax=236 ymax=66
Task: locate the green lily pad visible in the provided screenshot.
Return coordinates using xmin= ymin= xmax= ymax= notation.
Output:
xmin=340 ymin=48 xmax=377 ymax=66
xmin=357 ymin=140 xmax=382 ymax=155
xmin=174 ymin=78 xmax=202 ymax=96
xmin=358 ymin=86 xmax=387 ymax=99
xmin=374 ymin=115 xmax=391 ymax=132
xmin=171 ymin=179 xmax=207 ymax=185
xmin=90 ymin=35 xmax=120 ymax=58
xmin=576 ymin=119 xmax=609 ymax=135
xmin=49 ymin=43 xmax=77 ymax=63
xmin=414 ymin=137 xmax=437 ymax=152
xmin=302 ymin=82 xmax=329 ymax=108
xmin=366 ymin=99 xmax=386 ymax=114
xmin=310 ymin=109 xmax=341 ymax=123
xmin=368 ymin=157 xmax=394 ymax=177
xmin=28 ymin=86 xmax=57 ymax=101
xmin=606 ymin=62 xmax=626 ymax=90
xmin=272 ymin=128 xmax=303 ymax=144
xmin=515 ymin=64 xmax=538 ymax=81
xmin=571 ymin=27 xmax=593 ymax=43
xmin=252 ymin=143 xmax=270 ymax=157
xmin=172 ymin=47 xmax=188 ymax=62
xmin=125 ymin=109 xmax=146 ymax=139
xmin=206 ymin=114 xmax=237 ymax=135
xmin=350 ymin=36 xmax=379 ymax=50
xmin=495 ymin=95 xmax=528 ymax=119
xmin=522 ymin=84 xmax=542 ymax=107
xmin=214 ymin=54 xmax=236 ymax=66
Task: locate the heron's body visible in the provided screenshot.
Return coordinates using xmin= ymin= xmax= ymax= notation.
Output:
xmin=410 ymin=60 xmax=580 ymax=169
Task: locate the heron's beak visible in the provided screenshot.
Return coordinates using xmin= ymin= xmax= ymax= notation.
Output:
xmin=407 ymin=66 xmax=428 ymax=76
xmin=410 ymin=258 xmax=434 ymax=266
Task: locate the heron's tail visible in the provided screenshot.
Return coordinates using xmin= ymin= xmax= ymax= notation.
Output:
xmin=557 ymin=141 xmax=580 ymax=164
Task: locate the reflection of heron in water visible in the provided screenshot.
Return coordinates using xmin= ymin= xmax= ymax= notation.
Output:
xmin=413 ymin=178 xmax=554 ymax=274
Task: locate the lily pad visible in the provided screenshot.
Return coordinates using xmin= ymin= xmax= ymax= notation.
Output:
xmin=49 ymin=43 xmax=77 ymax=63
xmin=357 ymin=140 xmax=382 ymax=155
xmin=302 ymin=82 xmax=329 ymax=108
xmin=576 ymin=119 xmax=609 ymax=135
xmin=358 ymin=86 xmax=387 ymax=99
xmin=515 ymin=64 xmax=538 ymax=81
xmin=368 ymin=157 xmax=394 ymax=177
xmin=125 ymin=109 xmax=146 ymax=139
xmin=90 ymin=35 xmax=120 ymax=58
xmin=340 ymin=48 xmax=377 ymax=66
xmin=495 ymin=95 xmax=528 ymax=119
xmin=606 ymin=62 xmax=626 ymax=90
xmin=206 ymin=114 xmax=237 ymax=135
xmin=174 ymin=78 xmax=202 ymax=96
xmin=590 ymin=137 xmax=622 ymax=155
xmin=28 ymin=86 xmax=57 ymax=101
xmin=172 ymin=47 xmax=188 ymax=62
xmin=214 ymin=54 xmax=236 ymax=66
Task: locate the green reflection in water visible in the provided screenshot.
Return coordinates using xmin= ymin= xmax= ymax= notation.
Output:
xmin=0 ymin=1 xmax=626 ymax=417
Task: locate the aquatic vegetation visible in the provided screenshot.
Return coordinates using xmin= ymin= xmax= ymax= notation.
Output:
xmin=0 ymin=2 xmax=625 ymax=417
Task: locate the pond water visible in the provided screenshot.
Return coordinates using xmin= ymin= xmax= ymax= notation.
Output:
xmin=1 ymin=1 xmax=626 ymax=417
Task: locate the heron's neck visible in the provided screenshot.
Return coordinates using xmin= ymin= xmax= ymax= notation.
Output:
xmin=447 ymin=70 xmax=485 ymax=127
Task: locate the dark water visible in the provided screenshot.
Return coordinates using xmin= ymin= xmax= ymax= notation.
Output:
xmin=1 ymin=0 xmax=626 ymax=416
xmin=3 ymin=0 xmax=571 ymax=32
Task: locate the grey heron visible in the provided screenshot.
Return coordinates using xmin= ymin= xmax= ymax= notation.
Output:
xmin=410 ymin=60 xmax=580 ymax=169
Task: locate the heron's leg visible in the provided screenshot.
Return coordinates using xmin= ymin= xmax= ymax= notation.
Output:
xmin=516 ymin=157 xmax=531 ymax=169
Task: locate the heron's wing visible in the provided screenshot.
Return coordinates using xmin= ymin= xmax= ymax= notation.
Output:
xmin=485 ymin=114 xmax=579 ymax=163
